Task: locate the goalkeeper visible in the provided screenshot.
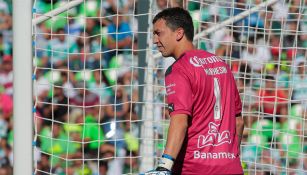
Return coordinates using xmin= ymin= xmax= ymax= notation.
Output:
xmin=146 ymin=7 xmax=244 ymax=175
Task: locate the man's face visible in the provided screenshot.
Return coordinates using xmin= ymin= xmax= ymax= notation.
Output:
xmin=265 ymin=80 xmax=275 ymax=90
xmin=157 ymin=0 xmax=167 ymax=9
xmin=298 ymin=62 xmax=306 ymax=74
xmin=112 ymin=15 xmax=122 ymax=27
xmin=153 ymin=19 xmax=176 ymax=57
xmin=247 ymin=43 xmax=255 ymax=54
xmin=54 ymin=87 xmax=63 ymax=97
xmin=58 ymin=30 xmax=65 ymax=42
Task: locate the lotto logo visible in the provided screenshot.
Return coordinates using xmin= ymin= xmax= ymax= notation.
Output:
xmin=197 ymin=122 xmax=231 ymax=148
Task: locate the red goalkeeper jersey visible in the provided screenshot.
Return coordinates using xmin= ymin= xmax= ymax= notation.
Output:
xmin=165 ymin=50 xmax=243 ymax=175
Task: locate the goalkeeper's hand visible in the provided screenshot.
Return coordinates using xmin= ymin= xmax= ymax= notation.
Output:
xmin=143 ymin=154 xmax=174 ymax=175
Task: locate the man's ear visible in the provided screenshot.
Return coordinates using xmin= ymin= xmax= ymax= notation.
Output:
xmin=176 ymin=28 xmax=184 ymax=41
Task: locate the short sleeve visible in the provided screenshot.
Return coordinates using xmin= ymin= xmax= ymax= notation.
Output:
xmin=165 ymin=66 xmax=193 ymax=117
xmin=122 ymin=23 xmax=132 ymax=37
xmin=232 ymin=76 xmax=242 ymax=115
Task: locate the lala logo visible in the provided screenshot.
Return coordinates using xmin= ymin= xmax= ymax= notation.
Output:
xmin=197 ymin=122 xmax=231 ymax=148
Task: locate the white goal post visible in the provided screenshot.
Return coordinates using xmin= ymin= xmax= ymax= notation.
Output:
xmin=13 ymin=0 xmax=32 ymax=175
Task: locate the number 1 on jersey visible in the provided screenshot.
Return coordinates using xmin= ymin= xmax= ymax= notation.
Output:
xmin=213 ymin=78 xmax=221 ymax=120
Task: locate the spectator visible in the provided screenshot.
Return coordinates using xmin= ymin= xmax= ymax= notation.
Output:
xmin=0 ymin=0 xmax=9 ymax=15
xmin=60 ymin=70 xmax=77 ymax=98
xmin=36 ymin=154 xmax=51 ymax=175
xmin=236 ymin=63 xmax=257 ymax=129
xmin=121 ymin=71 xmax=138 ymax=101
xmin=64 ymin=16 xmax=81 ymax=37
xmin=215 ymin=30 xmax=240 ymax=59
xmin=241 ymin=37 xmax=272 ymax=73
xmin=300 ymin=0 xmax=307 ymax=48
xmin=260 ymin=6 xmax=282 ymax=37
xmin=304 ymin=149 xmax=307 ymax=171
xmin=88 ymin=70 xmax=112 ymax=105
xmin=39 ymin=122 xmax=82 ymax=173
xmin=85 ymin=18 xmax=100 ymax=36
xmin=68 ymin=111 xmax=106 ymax=159
xmin=75 ymin=31 xmax=91 ymax=69
xmin=232 ymin=0 xmax=248 ymax=37
xmin=71 ymin=81 xmax=100 ymax=117
xmin=270 ymin=0 xmax=288 ymax=21
xmin=0 ymin=137 xmax=12 ymax=168
xmin=72 ymin=159 xmax=92 ymax=175
xmin=42 ymin=28 xmax=79 ymax=69
xmin=76 ymin=32 xmax=103 ymax=69
xmin=101 ymin=0 xmax=135 ymax=16
xmin=270 ymin=34 xmax=282 ymax=61
xmin=105 ymin=13 xmax=132 ymax=66
xmin=42 ymin=84 xmax=68 ymax=122
xmin=105 ymin=85 xmax=129 ymax=120
xmin=0 ymin=55 xmax=12 ymax=96
xmin=35 ymin=23 xmax=51 ymax=61
xmin=290 ymin=59 xmax=307 ymax=105
xmin=34 ymin=69 xmax=50 ymax=117
xmin=257 ymin=75 xmax=288 ymax=123
xmin=155 ymin=0 xmax=181 ymax=11
xmin=267 ymin=63 xmax=290 ymax=95
xmin=0 ymin=0 xmax=12 ymax=43
xmin=123 ymin=151 xmax=139 ymax=174
xmin=103 ymin=85 xmax=130 ymax=175
xmin=284 ymin=20 xmax=300 ymax=54
xmin=277 ymin=104 xmax=304 ymax=170
xmin=86 ymin=36 xmax=104 ymax=69
xmin=0 ymin=33 xmax=11 ymax=58
xmin=71 ymin=81 xmax=100 ymax=107
xmin=0 ymin=114 xmax=8 ymax=140
xmin=107 ymin=13 xmax=132 ymax=46
xmin=97 ymin=160 xmax=108 ymax=175
xmin=156 ymin=0 xmax=168 ymax=10
xmin=0 ymin=86 xmax=12 ymax=120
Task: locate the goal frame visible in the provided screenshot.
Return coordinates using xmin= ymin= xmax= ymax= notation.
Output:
xmin=13 ymin=0 xmax=32 ymax=174
xmin=14 ymin=0 xmax=282 ymax=174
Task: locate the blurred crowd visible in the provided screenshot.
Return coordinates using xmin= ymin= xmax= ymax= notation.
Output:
xmin=188 ymin=0 xmax=307 ymax=174
xmin=0 ymin=0 xmax=12 ymax=174
xmin=33 ymin=0 xmax=139 ymax=174
xmin=0 ymin=0 xmax=305 ymax=174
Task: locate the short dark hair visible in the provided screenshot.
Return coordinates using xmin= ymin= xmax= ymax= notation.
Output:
xmin=265 ymin=75 xmax=275 ymax=81
xmin=153 ymin=7 xmax=194 ymax=41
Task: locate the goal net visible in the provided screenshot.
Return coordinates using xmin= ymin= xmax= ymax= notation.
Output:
xmin=31 ymin=0 xmax=307 ymax=174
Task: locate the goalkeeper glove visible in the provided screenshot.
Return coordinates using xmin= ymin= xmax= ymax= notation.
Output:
xmin=143 ymin=154 xmax=174 ymax=175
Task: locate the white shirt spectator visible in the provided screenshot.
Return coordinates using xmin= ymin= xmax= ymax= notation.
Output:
xmin=242 ymin=40 xmax=272 ymax=72
xmin=272 ymin=0 xmax=289 ymax=20
xmin=63 ymin=81 xmax=77 ymax=98
xmin=0 ymin=70 xmax=12 ymax=96
xmin=34 ymin=75 xmax=50 ymax=98
xmin=0 ymin=0 xmax=9 ymax=15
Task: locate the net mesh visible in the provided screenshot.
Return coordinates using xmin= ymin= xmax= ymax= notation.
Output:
xmin=31 ymin=0 xmax=307 ymax=174
xmin=190 ymin=0 xmax=307 ymax=174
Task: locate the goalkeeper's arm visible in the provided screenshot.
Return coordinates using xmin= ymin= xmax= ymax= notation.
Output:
xmin=163 ymin=113 xmax=188 ymax=162
xmin=146 ymin=114 xmax=188 ymax=174
xmin=236 ymin=114 xmax=244 ymax=149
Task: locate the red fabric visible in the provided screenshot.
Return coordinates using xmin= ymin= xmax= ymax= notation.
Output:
xmin=0 ymin=93 xmax=13 ymax=116
xmin=271 ymin=47 xmax=280 ymax=56
xmin=165 ymin=50 xmax=243 ymax=175
xmin=258 ymin=89 xmax=287 ymax=114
